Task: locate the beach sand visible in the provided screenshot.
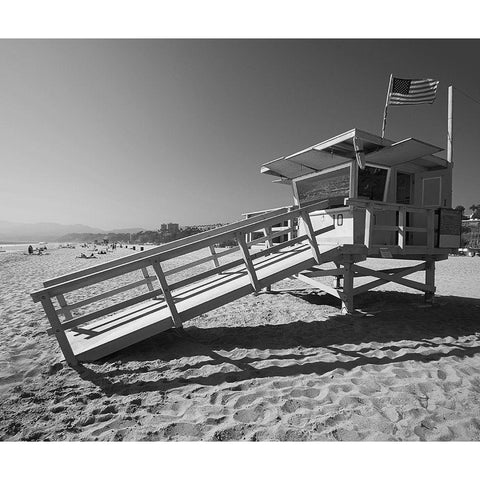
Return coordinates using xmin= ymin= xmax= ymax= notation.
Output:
xmin=1 ymin=246 xmax=480 ymax=441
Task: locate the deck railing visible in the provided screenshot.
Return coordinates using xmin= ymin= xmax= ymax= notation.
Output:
xmin=31 ymin=198 xmax=334 ymax=364
xmin=347 ymin=198 xmax=436 ymax=250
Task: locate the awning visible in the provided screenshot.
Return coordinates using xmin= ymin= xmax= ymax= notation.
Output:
xmin=261 ymin=128 xmax=447 ymax=180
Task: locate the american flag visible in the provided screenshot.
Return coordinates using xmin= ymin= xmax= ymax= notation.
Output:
xmin=388 ymin=77 xmax=439 ymax=105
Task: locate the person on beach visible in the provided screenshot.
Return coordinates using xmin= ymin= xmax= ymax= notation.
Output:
xmin=28 ymin=245 xmax=33 ymax=255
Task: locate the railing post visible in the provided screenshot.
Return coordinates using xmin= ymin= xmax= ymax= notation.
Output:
xmin=398 ymin=207 xmax=406 ymax=249
xmin=209 ymin=245 xmax=220 ymax=268
xmin=364 ymin=204 xmax=373 ymax=249
xmin=300 ymin=210 xmax=322 ymax=264
xmin=151 ymin=259 xmax=183 ymax=328
xmin=424 ymin=258 xmax=435 ymax=303
xmin=141 ymin=267 xmax=155 ymax=292
xmin=56 ymin=293 xmax=73 ymax=320
xmin=426 ymin=209 xmax=435 ymax=248
xmin=40 ymin=295 xmax=78 ymax=366
xmin=236 ymin=231 xmax=261 ymax=292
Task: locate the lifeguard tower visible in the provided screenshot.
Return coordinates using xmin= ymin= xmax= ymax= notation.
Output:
xmin=31 ymin=128 xmax=461 ymax=366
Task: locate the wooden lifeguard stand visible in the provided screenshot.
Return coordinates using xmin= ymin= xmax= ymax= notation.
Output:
xmin=257 ymin=128 xmax=462 ymax=312
xmin=31 ymin=128 xmax=462 ymax=366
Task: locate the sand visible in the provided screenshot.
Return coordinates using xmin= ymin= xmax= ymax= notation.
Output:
xmin=1 ymin=245 xmax=480 ymax=441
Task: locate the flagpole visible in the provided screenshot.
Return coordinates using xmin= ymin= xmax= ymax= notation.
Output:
xmin=381 ymin=74 xmax=393 ymax=138
xmin=447 ymin=85 xmax=453 ymax=165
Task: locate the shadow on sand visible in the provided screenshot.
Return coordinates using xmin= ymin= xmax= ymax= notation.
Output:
xmin=74 ymin=291 xmax=480 ymax=396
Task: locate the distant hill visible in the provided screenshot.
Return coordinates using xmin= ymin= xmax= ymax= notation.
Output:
xmin=0 ymin=220 xmax=144 ymax=242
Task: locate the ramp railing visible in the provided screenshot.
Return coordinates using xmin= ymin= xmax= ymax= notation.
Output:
xmin=31 ymin=199 xmax=334 ymax=364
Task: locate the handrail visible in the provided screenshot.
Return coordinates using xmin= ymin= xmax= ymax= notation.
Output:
xmin=347 ymin=198 xmax=436 ymax=214
xmin=42 ymin=204 xmax=290 ymax=288
xmin=32 ymin=198 xmax=330 ymax=302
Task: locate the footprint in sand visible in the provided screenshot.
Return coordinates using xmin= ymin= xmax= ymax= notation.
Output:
xmin=233 ymin=405 xmax=265 ymax=424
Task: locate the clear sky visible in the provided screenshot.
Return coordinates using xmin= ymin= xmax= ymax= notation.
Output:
xmin=1 ymin=39 xmax=480 ymax=229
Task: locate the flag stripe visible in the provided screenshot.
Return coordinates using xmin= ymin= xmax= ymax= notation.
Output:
xmin=388 ymin=76 xmax=439 ymax=106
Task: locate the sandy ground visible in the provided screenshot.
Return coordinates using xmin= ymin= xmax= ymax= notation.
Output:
xmin=1 ymin=245 xmax=480 ymax=441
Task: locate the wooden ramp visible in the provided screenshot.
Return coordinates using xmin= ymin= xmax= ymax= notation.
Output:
xmin=31 ymin=199 xmax=354 ymax=365
xmin=68 ymin=243 xmax=342 ymax=362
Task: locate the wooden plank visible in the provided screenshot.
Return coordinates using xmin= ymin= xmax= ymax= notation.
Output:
xmin=341 ymin=262 xmax=354 ymax=314
xmin=151 ymin=259 xmax=183 ymax=328
xmin=236 ymin=232 xmax=261 ymax=292
xmin=300 ymin=211 xmax=322 ymax=264
xmin=352 ymin=262 xmax=429 ymax=295
xmin=209 ymin=245 xmax=220 ymax=268
xmin=424 ymin=258 xmax=436 ymax=303
xmin=142 ymin=267 xmax=155 ymax=292
xmin=48 ymin=286 xmax=164 ymax=334
xmin=398 ymin=207 xmax=406 ymax=248
xmin=55 ymin=276 xmax=158 ymax=315
xmin=56 ymin=294 xmax=72 ymax=320
xmin=364 ymin=204 xmax=373 ymax=248
xmin=427 ymin=209 xmax=435 ymax=248
xmin=40 ymin=295 xmax=78 ymax=366
xmin=41 ymin=205 xmax=292 ymax=288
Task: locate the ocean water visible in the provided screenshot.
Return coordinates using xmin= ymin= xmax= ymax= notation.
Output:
xmin=0 ymin=243 xmax=60 ymax=254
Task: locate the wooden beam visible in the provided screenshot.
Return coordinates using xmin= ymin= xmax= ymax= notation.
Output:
xmin=209 ymin=245 xmax=220 ymax=268
xmin=341 ymin=262 xmax=354 ymax=314
xmin=56 ymin=294 xmax=72 ymax=321
xmin=364 ymin=204 xmax=374 ymax=248
xmin=424 ymin=258 xmax=436 ymax=303
xmin=352 ymin=262 xmax=430 ymax=295
xmin=142 ymin=267 xmax=155 ymax=292
xmin=427 ymin=209 xmax=435 ymax=248
xmin=299 ymin=211 xmax=322 ymax=264
xmin=40 ymin=295 xmax=78 ymax=366
xmin=236 ymin=232 xmax=261 ymax=292
xmin=151 ymin=259 xmax=183 ymax=328
xmin=55 ymin=276 xmax=159 ymax=315
xmin=48 ymin=286 xmax=164 ymax=334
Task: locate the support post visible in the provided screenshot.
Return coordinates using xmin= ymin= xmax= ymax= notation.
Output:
xmin=151 ymin=259 xmax=183 ymax=328
xmin=424 ymin=258 xmax=436 ymax=304
xmin=398 ymin=207 xmax=406 ymax=248
xmin=40 ymin=295 xmax=78 ymax=366
xmin=141 ymin=267 xmax=154 ymax=292
xmin=300 ymin=210 xmax=322 ymax=264
xmin=236 ymin=232 xmax=261 ymax=292
xmin=426 ymin=209 xmax=435 ymax=248
xmin=209 ymin=245 xmax=220 ymax=268
xmin=56 ymin=293 xmax=73 ymax=320
xmin=447 ymin=85 xmax=453 ymax=166
xmin=364 ymin=204 xmax=374 ymax=248
xmin=341 ymin=261 xmax=354 ymax=314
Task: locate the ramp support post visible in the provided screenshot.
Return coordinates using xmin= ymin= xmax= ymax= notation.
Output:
xmin=341 ymin=261 xmax=354 ymax=314
xmin=236 ymin=232 xmax=261 ymax=292
xmin=151 ymin=259 xmax=183 ymax=328
xmin=300 ymin=210 xmax=322 ymax=264
xmin=424 ymin=258 xmax=435 ymax=304
xmin=40 ymin=295 xmax=78 ymax=366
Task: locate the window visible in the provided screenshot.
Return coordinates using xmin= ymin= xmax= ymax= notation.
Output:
xmin=294 ymin=166 xmax=350 ymax=207
xmin=358 ymin=165 xmax=389 ymax=201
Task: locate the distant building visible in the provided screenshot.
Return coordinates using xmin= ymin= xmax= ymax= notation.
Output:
xmin=167 ymin=223 xmax=179 ymax=234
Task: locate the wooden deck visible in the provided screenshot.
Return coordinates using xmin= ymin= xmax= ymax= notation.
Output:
xmin=68 ymin=243 xmax=347 ymax=362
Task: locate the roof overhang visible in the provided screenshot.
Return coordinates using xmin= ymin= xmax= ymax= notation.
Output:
xmin=261 ymin=128 xmax=447 ymax=180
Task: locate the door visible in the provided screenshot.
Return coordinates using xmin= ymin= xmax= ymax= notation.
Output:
xmin=396 ymin=172 xmax=413 ymax=245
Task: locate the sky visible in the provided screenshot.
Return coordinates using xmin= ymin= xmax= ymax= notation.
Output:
xmin=1 ymin=39 xmax=480 ymax=230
